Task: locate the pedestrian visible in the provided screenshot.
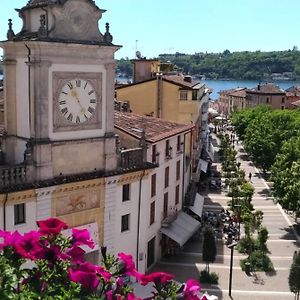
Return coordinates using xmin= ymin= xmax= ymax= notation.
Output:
xmin=248 ymin=172 xmax=252 ymax=181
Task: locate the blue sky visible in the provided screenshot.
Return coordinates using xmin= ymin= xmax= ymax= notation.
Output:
xmin=1 ymin=0 xmax=300 ymax=59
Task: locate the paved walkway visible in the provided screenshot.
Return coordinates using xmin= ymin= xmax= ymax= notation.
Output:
xmin=151 ymin=137 xmax=299 ymax=300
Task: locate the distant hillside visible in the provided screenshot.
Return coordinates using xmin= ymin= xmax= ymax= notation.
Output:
xmin=116 ymin=49 xmax=300 ymax=80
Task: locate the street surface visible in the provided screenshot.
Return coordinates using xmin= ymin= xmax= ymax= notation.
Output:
xmin=151 ymin=138 xmax=299 ymax=300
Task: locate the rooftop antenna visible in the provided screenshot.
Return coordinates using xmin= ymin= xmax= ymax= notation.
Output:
xmin=135 ymin=40 xmax=139 ymax=57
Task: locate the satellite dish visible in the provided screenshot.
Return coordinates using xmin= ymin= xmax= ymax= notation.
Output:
xmin=136 ymin=50 xmax=142 ymax=59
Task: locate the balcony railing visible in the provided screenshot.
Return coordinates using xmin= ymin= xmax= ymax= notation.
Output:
xmin=0 ymin=165 xmax=29 ymax=188
xmin=120 ymin=148 xmax=144 ymax=169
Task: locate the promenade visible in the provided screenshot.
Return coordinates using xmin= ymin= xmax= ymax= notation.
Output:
xmin=151 ymin=139 xmax=300 ymax=300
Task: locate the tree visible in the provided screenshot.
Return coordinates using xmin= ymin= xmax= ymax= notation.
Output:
xmin=289 ymin=251 xmax=300 ymax=300
xmin=202 ymin=226 xmax=217 ymax=273
xmin=271 ymin=136 xmax=300 ymax=218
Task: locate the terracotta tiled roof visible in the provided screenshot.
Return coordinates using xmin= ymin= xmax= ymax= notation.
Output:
xmin=114 ymin=111 xmax=194 ymax=143
xmin=247 ymin=83 xmax=285 ymax=94
xmin=228 ymin=88 xmax=247 ymax=98
xmin=291 ymin=100 xmax=300 ymax=107
xmin=162 ymin=74 xmax=200 ymax=89
xmin=116 ymin=74 xmax=201 ymax=90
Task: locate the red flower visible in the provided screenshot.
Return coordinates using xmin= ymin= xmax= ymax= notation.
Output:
xmin=67 ymin=246 xmax=85 ymax=263
xmin=118 ymin=252 xmax=141 ymax=279
xmin=71 ymin=228 xmax=94 ymax=249
xmin=37 ymin=218 xmax=68 ymax=235
xmin=13 ymin=231 xmax=42 ymax=260
xmin=183 ymin=279 xmax=201 ymax=299
xmin=139 ymin=272 xmax=174 ymax=285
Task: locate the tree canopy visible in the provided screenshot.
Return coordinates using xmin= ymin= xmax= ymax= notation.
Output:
xmin=231 ymin=106 xmax=300 ymax=217
xmin=116 ymin=50 xmax=300 ymax=80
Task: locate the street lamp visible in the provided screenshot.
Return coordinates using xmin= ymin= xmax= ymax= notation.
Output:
xmin=228 ymin=241 xmax=238 ymax=297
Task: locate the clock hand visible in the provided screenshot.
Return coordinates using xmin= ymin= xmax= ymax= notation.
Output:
xmin=71 ymin=90 xmax=86 ymax=113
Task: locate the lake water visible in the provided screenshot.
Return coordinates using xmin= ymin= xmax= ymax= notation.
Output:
xmin=2 ymin=73 xmax=299 ymax=101
xmin=203 ymin=79 xmax=300 ymax=100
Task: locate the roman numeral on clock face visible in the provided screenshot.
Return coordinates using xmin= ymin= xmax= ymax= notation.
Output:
xmin=76 ymin=80 xmax=81 ymax=87
xmin=88 ymin=90 xmax=94 ymax=95
xmin=88 ymin=106 xmax=95 ymax=114
xmin=67 ymin=82 xmax=73 ymax=90
xmin=76 ymin=116 xmax=81 ymax=124
xmin=90 ymin=99 xmax=96 ymax=104
xmin=59 ymin=100 xmax=66 ymax=105
xmin=67 ymin=113 xmax=73 ymax=122
xmin=61 ymin=107 xmax=68 ymax=115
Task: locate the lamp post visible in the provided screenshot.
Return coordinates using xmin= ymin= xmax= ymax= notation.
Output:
xmin=228 ymin=241 xmax=238 ymax=297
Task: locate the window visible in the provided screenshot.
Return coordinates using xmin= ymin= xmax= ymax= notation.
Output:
xmin=177 ymin=136 xmax=181 ymax=152
xmin=266 ymin=97 xmax=269 ymax=104
xmin=151 ymin=174 xmax=156 ymax=197
xmin=14 ymin=203 xmax=25 ymax=225
xmin=150 ymin=201 xmax=155 ymax=225
xmin=152 ymin=144 xmax=157 ymax=163
xmin=281 ymin=105 xmax=285 ymax=110
xmin=192 ymin=90 xmax=198 ymax=100
xmin=163 ymin=193 xmax=168 ymax=219
xmin=175 ymin=185 xmax=180 ymax=205
xmin=165 ymin=140 xmax=171 ymax=158
xmin=176 ymin=160 xmax=181 ymax=180
xmin=282 ymin=97 xmax=285 ymax=104
xmin=122 ymin=184 xmax=130 ymax=202
xmin=164 ymin=166 xmax=169 ymax=188
xmin=180 ymin=90 xmax=188 ymax=100
xmin=121 ymin=214 xmax=130 ymax=232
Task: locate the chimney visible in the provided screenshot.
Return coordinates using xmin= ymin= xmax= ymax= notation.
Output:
xmin=184 ymin=75 xmax=192 ymax=83
xmin=257 ymin=84 xmax=260 ymax=91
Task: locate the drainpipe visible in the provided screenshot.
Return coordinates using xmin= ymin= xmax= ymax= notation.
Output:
xmin=136 ymin=169 xmax=146 ymax=272
xmin=3 ymin=193 xmax=8 ymax=230
xmin=181 ymin=133 xmax=186 ymax=210
xmin=24 ymin=43 xmax=32 ymax=138
xmin=156 ymin=73 xmax=162 ymax=118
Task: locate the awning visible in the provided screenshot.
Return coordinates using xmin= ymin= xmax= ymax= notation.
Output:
xmin=188 ymin=193 xmax=204 ymax=218
xmin=160 ymin=211 xmax=201 ymax=247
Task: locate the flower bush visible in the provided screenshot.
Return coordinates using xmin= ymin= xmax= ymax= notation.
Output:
xmin=0 ymin=218 xmax=203 ymax=299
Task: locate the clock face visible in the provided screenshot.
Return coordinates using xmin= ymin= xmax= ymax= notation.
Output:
xmin=58 ymin=79 xmax=97 ymax=124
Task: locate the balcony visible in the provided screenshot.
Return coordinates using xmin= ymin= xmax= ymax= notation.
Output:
xmin=0 ymin=164 xmax=32 ymax=188
xmin=120 ymin=148 xmax=144 ymax=169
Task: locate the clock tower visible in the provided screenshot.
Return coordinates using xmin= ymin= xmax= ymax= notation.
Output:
xmin=1 ymin=0 xmax=120 ymax=180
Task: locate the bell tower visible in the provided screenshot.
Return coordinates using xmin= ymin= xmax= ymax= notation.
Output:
xmin=0 ymin=0 xmax=121 ymax=181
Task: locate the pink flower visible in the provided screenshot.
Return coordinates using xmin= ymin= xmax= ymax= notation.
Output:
xmin=139 ymin=272 xmax=174 ymax=285
xmin=0 ymin=230 xmax=22 ymax=249
xmin=69 ymin=268 xmax=99 ymax=292
xmin=35 ymin=245 xmax=69 ymax=264
xmin=13 ymin=231 xmax=42 ymax=260
xmin=96 ymin=265 xmax=112 ymax=282
xmin=183 ymin=279 xmax=201 ymax=299
xmin=67 ymin=246 xmax=85 ymax=263
xmin=128 ymin=293 xmax=142 ymax=300
xmin=118 ymin=252 xmax=141 ymax=279
xmin=106 ymin=290 xmax=113 ymax=300
xmin=71 ymin=228 xmax=94 ymax=249
xmin=68 ymin=261 xmax=111 ymax=291
xmin=37 ymin=218 xmax=68 ymax=235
